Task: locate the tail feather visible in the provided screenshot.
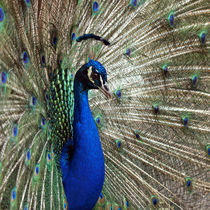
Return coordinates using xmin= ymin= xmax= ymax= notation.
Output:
xmin=0 ymin=0 xmax=209 ymax=209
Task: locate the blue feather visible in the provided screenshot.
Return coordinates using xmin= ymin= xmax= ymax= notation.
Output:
xmin=61 ymin=67 xmax=105 ymax=209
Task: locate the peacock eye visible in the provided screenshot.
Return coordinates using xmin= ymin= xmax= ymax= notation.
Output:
xmin=91 ymin=72 xmax=99 ymax=80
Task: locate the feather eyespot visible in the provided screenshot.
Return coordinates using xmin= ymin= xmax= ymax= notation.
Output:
xmin=192 ymin=76 xmax=197 ymax=85
xmin=22 ymin=51 xmax=29 ymax=64
xmin=12 ymin=190 xmax=16 ymax=200
xmin=206 ymin=145 xmax=210 ymax=156
xmin=11 ymin=187 xmax=16 ymax=201
xmin=182 ymin=116 xmax=188 ymax=126
xmin=152 ymin=198 xmax=157 ymax=205
xmin=48 ymin=153 xmax=51 ymax=160
xmin=191 ymin=74 xmax=198 ymax=87
xmin=199 ymin=31 xmax=206 ymax=44
xmin=125 ymin=200 xmax=129 ymax=207
xmin=152 ymin=104 xmax=159 ymax=114
xmin=1 ymin=72 xmax=7 ymax=84
xmin=169 ymin=15 xmax=174 ymax=26
xmin=41 ymin=55 xmax=46 ymax=66
xmin=162 ymin=64 xmax=168 ymax=75
xmin=116 ymin=90 xmax=121 ymax=98
xmin=35 ymin=165 xmax=39 ymax=176
xmin=41 ymin=117 xmax=46 ymax=126
xmin=72 ymin=32 xmax=76 ymax=41
xmin=126 ymin=48 xmax=131 ymax=56
xmin=92 ymin=1 xmax=99 ymax=12
xmin=96 ymin=117 xmax=100 ymax=125
xmin=27 ymin=150 xmax=31 ymax=161
xmin=32 ymin=96 xmax=37 ymax=106
xmin=0 ymin=8 xmax=4 ymax=22
xmin=132 ymin=0 xmax=137 ymax=7
xmin=201 ymin=33 xmax=206 ymax=44
xmin=63 ymin=200 xmax=68 ymax=209
xmin=99 ymin=193 xmax=103 ymax=199
xmin=168 ymin=11 xmax=175 ymax=27
xmin=13 ymin=125 xmax=18 ymax=137
xmin=185 ymin=177 xmax=193 ymax=190
xmin=151 ymin=196 xmax=158 ymax=206
xmin=25 ymin=0 xmax=31 ymax=6
xmin=187 ymin=180 xmax=191 ymax=187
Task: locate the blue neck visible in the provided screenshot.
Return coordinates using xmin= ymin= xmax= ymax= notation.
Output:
xmin=61 ymin=76 xmax=105 ymax=210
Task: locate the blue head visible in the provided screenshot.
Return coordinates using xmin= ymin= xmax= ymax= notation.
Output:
xmin=75 ymin=59 xmax=111 ymax=98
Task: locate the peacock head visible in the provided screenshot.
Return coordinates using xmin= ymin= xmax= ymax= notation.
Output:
xmin=76 ymin=59 xmax=111 ymax=99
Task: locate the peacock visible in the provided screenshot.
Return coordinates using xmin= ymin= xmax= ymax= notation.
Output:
xmin=0 ymin=0 xmax=209 ymax=209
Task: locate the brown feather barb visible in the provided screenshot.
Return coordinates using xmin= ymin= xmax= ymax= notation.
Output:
xmin=0 ymin=0 xmax=209 ymax=209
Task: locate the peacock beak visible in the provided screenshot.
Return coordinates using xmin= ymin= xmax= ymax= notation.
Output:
xmin=99 ymin=82 xmax=112 ymax=99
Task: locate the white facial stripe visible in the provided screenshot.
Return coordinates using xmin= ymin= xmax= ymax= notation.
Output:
xmin=99 ymin=75 xmax=103 ymax=86
xmin=88 ymin=67 xmax=94 ymax=83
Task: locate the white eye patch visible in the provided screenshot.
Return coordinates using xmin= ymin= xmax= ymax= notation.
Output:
xmin=99 ymin=74 xmax=103 ymax=86
xmin=87 ymin=67 xmax=103 ymax=87
xmin=88 ymin=67 xmax=94 ymax=83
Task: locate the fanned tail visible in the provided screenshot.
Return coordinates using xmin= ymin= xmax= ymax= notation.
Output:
xmin=0 ymin=0 xmax=209 ymax=209
xmin=84 ymin=0 xmax=210 ymax=209
xmin=0 ymin=0 xmax=75 ymax=209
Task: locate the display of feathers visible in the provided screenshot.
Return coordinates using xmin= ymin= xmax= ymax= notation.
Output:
xmin=0 ymin=0 xmax=209 ymax=209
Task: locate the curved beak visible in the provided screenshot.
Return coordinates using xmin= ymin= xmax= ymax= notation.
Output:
xmin=98 ymin=82 xmax=112 ymax=99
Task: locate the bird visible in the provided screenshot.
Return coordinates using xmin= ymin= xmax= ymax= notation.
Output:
xmin=0 ymin=0 xmax=209 ymax=209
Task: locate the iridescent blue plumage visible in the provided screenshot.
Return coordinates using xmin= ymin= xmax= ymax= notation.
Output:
xmin=0 ymin=8 xmax=4 ymax=22
xmin=13 ymin=125 xmax=18 ymax=137
xmin=72 ymin=32 xmax=76 ymax=41
xmin=92 ymin=1 xmax=99 ymax=12
xmin=1 ymin=72 xmax=7 ymax=84
xmin=22 ymin=51 xmax=29 ymax=64
xmin=27 ymin=150 xmax=30 ymax=161
xmin=168 ymin=11 xmax=175 ymax=27
xmin=126 ymin=48 xmax=131 ymax=56
xmin=87 ymin=59 xmax=107 ymax=82
xmin=61 ymin=60 xmax=109 ymax=209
